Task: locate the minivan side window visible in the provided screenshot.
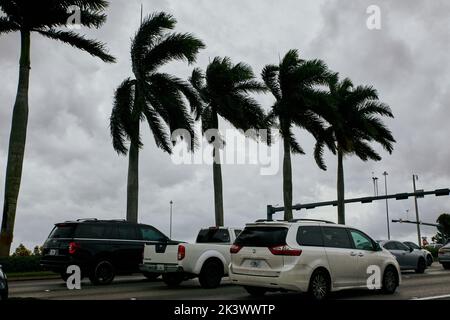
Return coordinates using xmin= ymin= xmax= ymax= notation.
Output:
xmin=349 ymin=230 xmax=375 ymax=251
xmin=297 ymin=226 xmax=324 ymax=246
xmin=322 ymin=227 xmax=353 ymax=249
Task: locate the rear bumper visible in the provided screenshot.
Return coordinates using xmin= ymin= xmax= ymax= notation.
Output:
xmin=228 ymin=265 xmax=310 ymax=292
xmin=40 ymin=256 xmax=84 ymax=273
xmin=139 ymin=263 xmax=183 ymax=274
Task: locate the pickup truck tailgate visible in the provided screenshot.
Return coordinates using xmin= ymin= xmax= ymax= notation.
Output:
xmin=143 ymin=242 xmax=179 ymax=264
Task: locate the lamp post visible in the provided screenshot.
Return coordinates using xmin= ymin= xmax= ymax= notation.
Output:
xmin=412 ymin=175 xmax=421 ymax=247
xmin=169 ymin=200 xmax=173 ymax=239
xmin=382 ymin=171 xmax=390 ymax=240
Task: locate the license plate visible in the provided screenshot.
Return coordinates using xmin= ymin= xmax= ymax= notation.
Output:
xmin=49 ymin=249 xmax=58 ymax=256
xmin=249 ymin=260 xmax=262 ymax=268
xmin=156 ymin=264 xmax=165 ymax=271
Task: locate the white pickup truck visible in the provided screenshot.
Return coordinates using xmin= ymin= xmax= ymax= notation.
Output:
xmin=140 ymin=227 xmax=242 ymax=288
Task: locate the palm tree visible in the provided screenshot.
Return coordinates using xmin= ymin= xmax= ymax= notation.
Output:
xmin=110 ymin=12 xmax=205 ymax=223
xmin=315 ymin=74 xmax=395 ymax=224
xmin=189 ymin=57 xmax=268 ymax=226
xmin=0 ymin=0 xmax=115 ymax=257
xmin=262 ymin=50 xmax=335 ymax=221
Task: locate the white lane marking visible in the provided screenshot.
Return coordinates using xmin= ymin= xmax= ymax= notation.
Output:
xmin=412 ymin=294 xmax=450 ymax=300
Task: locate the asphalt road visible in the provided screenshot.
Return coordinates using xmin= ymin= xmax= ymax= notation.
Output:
xmin=8 ymin=263 xmax=450 ymax=301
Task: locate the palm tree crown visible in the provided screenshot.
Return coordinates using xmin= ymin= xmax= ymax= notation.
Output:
xmin=110 ymin=12 xmax=205 ymax=155
xmin=0 ymin=0 xmax=115 ymax=62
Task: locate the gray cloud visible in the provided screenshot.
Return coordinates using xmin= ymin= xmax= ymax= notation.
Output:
xmin=0 ymin=0 xmax=449 ymax=251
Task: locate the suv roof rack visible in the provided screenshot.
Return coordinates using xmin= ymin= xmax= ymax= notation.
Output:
xmin=76 ymin=218 xmax=98 ymax=222
xmin=288 ymin=218 xmax=336 ymax=224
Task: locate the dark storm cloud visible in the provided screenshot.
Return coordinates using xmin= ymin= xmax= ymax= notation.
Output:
xmin=0 ymin=0 xmax=449 ymax=250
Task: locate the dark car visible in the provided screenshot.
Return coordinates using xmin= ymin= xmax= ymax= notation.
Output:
xmin=378 ymin=240 xmax=427 ymax=273
xmin=40 ymin=219 xmax=172 ymax=285
xmin=0 ymin=265 xmax=7 ymax=300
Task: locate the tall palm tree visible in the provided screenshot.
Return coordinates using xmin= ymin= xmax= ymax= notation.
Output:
xmin=0 ymin=0 xmax=115 ymax=257
xmin=315 ymin=74 xmax=395 ymax=224
xmin=262 ymin=50 xmax=335 ymax=221
xmin=110 ymin=12 xmax=205 ymax=223
xmin=189 ymin=57 xmax=268 ymax=226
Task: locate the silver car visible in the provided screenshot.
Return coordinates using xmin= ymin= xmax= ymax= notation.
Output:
xmin=403 ymin=241 xmax=433 ymax=266
xmin=438 ymin=243 xmax=450 ymax=270
xmin=378 ymin=240 xmax=427 ymax=273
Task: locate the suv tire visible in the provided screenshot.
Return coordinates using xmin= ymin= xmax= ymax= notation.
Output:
xmin=89 ymin=260 xmax=115 ymax=285
xmin=162 ymin=273 xmax=184 ymax=287
xmin=382 ymin=266 xmax=398 ymax=294
xmin=443 ymin=263 xmax=450 ymax=270
xmin=244 ymin=286 xmax=267 ymax=297
xmin=199 ymin=260 xmax=223 ymax=289
xmin=415 ymin=258 xmax=426 ymax=274
xmin=308 ymin=269 xmax=330 ymax=301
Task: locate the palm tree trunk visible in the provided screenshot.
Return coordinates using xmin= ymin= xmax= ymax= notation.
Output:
xmin=212 ymin=110 xmax=224 ymax=227
xmin=337 ymin=147 xmax=345 ymax=224
xmin=283 ymin=136 xmax=293 ymax=221
xmin=126 ymin=134 xmax=139 ymax=223
xmin=0 ymin=31 xmax=31 ymax=257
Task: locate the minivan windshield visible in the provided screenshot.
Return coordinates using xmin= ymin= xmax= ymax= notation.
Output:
xmin=49 ymin=224 xmax=76 ymax=239
xmin=234 ymin=227 xmax=288 ymax=247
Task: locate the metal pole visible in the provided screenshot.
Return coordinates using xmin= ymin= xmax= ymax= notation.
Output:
xmin=169 ymin=200 xmax=173 ymax=239
xmin=413 ymin=175 xmax=421 ymax=247
xmin=383 ymin=171 xmax=390 ymax=240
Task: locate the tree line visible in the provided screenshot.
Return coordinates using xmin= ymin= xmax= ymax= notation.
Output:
xmin=0 ymin=1 xmax=395 ymax=256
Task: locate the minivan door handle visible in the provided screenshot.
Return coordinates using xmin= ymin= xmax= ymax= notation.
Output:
xmin=358 ymin=253 xmax=364 ymax=257
xmin=350 ymin=252 xmax=357 ymax=256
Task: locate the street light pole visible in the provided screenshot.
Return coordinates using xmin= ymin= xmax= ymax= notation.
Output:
xmin=412 ymin=175 xmax=421 ymax=247
xmin=169 ymin=200 xmax=173 ymax=239
xmin=383 ymin=171 xmax=390 ymax=240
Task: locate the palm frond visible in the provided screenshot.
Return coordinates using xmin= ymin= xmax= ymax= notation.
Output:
xmin=36 ymin=28 xmax=115 ymax=62
xmin=262 ymin=64 xmax=281 ymax=100
xmin=314 ymin=140 xmax=327 ymax=171
xmin=0 ymin=16 xmax=19 ymax=34
xmin=110 ymin=78 xmax=136 ymax=155
xmin=142 ymin=104 xmax=173 ymax=154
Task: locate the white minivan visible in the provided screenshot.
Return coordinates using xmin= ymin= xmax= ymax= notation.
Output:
xmin=229 ymin=219 xmax=401 ymax=300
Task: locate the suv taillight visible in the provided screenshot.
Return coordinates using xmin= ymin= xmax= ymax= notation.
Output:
xmin=230 ymin=244 xmax=242 ymax=254
xmin=178 ymin=245 xmax=185 ymax=260
xmin=269 ymin=245 xmax=302 ymax=256
xmin=68 ymin=242 xmax=81 ymax=255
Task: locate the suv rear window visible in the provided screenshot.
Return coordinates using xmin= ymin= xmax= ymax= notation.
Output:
xmin=196 ymin=229 xmax=231 ymax=243
xmin=297 ymin=226 xmax=323 ymax=246
xmin=74 ymin=224 xmax=108 ymax=239
xmin=49 ymin=224 xmax=76 ymax=239
xmin=234 ymin=227 xmax=288 ymax=247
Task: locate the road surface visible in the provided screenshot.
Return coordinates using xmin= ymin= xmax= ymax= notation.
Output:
xmin=8 ymin=263 xmax=450 ymax=300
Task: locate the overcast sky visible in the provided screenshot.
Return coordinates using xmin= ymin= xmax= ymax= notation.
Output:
xmin=1 ymin=0 xmax=449 ymax=250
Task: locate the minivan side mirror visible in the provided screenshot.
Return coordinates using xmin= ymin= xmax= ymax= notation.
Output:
xmin=409 ymin=246 xmax=414 ymax=252
xmin=374 ymin=242 xmax=382 ymax=251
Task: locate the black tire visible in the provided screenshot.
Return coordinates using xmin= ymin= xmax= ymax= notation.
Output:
xmin=244 ymin=286 xmax=267 ymax=297
xmin=382 ymin=266 xmax=398 ymax=294
xmin=199 ymin=260 xmax=224 ymax=289
xmin=426 ymin=255 xmax=433 ymax=267
xmin=415 ymin=258 xmax=426 ymax=274
xmin=143 ymin=272 xmax=160 ymax=281
xmin=89 ymin=260 xmax=115 ymax=285
xmin=443 ymin=263 xmax=450 ymax=270
xmin=308 ymin=269 xmax=330 ymax=301
xmin=162 ymin=273 xmax=184 ymax=287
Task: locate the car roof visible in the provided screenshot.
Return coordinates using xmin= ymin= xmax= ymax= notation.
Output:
xmin=246 ymin=220 xmax=348 ymax=228
xmin=57 ymin=219 xmax=145 ymax=225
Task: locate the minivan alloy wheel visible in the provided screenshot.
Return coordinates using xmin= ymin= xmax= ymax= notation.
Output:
xmin=382 ymin=267 xmax=398 ymax=294
xmin=309 ymin=271 xmax=329 ymax=300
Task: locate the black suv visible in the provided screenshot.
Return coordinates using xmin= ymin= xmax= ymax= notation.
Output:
xmin=41 ymin=219 xmax=172 ymax=285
